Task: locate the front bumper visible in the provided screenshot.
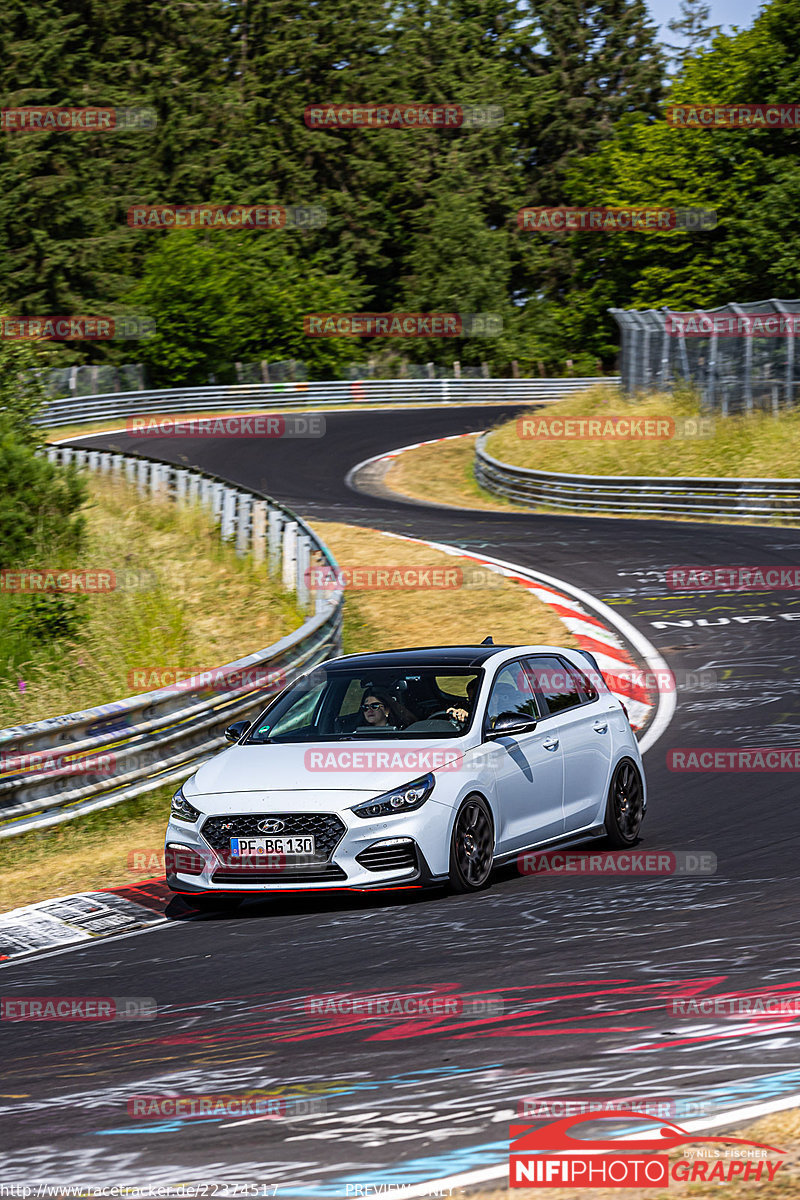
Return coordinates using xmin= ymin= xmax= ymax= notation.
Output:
xmin=165 ymin=803 xmax=447 ymax=894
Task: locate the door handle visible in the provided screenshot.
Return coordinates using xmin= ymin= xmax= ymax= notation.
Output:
xmin=542 ymin=736 xmax=559 ymax=751
xmin=592 ymin=720 xmax=608 ymax=733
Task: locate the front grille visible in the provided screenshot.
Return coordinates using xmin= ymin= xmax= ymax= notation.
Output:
xmin=356 ymin=839 xmax=418 ymax=873
xmin=212 ymin=863 xmax=348 ymax=884
xmin=202 ymin=813 xmax=346 ymax=859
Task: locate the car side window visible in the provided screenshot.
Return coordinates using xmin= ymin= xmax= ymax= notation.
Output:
xmin=567 ymin=659 xmax=600 ymax=703
xmin=525 ymin=655 xmax=589 ymax=716
xmin=485 ymin=662 xmax=539 ymax=730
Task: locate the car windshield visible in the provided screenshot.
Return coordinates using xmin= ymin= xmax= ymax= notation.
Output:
xmin=246 ymin=667 xmax=482 ymax=742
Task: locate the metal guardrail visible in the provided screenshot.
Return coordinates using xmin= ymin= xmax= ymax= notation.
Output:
xmin=0 ymin=375 xmax=616 ymax=838
xmin=474 ymin=435 xmax=800 ymax=520
xmin=38 ymin=377 xmax=618 ymax=427
xmin=0 ymin=448 xmax=344 ymax=838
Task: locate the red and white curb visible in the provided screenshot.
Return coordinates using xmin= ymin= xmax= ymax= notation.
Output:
xmin=373 ymin=530 xmax=675 ymax=751
xmin=373 ymin=432 xmax=475 ymax=460
xmin=0 ymin=879 xmax=171 ymax=964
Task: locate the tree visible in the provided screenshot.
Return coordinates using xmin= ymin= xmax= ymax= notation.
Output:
xmin=126 ymin=231 xmax=368 ymax=383
xmin=664 ymin=0 xmax=722 ymax=72
xmin=554 ymin=0 xmax=800 ymax=362
xmin=398 ymin=162 xmax=514 ymax=366
xmin=0 ymin=343 xmax=87 ymax=567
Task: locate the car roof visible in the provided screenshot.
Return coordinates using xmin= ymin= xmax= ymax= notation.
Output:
xmin=325 ymin=645 xmax=513 ymax=670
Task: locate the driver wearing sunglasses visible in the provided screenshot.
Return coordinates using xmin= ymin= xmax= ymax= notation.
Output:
xmin=359 ymin=688 xmax=394 ymax=727
xmin=358 ymin=684 xmax=421 ymax=729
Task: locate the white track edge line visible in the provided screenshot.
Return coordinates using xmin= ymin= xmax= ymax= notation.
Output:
xmin=378 ymin=532 xmax=675 ymax=755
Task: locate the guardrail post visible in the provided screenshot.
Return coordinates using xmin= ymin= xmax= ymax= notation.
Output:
xmin=137 ymin=459 xmax=150 ymax=494
xmin=150 ymin=462 xmax=167 ymax=499
xmin=46 ymin=447 xmax=58 ymax=465
xmin=268 ymin=508 xmax=283 ymax=576
xmin=774 ymin=300 xmax=794 ymax=409
xmin=200 ymin=477 xmax=214 ymax=511
xmin=296 ymin=534 xmax=311 ymax=608
xmin=188 ymin=473 xmax=201 ymax=505
xmin=236 ymin=495 xmax=252 ymax=556
xmin=211 ymin=481 xmax=225 ymax=521
xmin=251 ymin=500 xmax=267 ymax=564
xmin=174 ymin=469 xmax=190 ymax=503
xmin=99 ymin=452 xmax=112 ymax=474
xmin=282 ymin=521 xmax=298 ymax=590
xmin=315 ymin=560 xmax=330 ymax=614
xmin=221 ymin=486 xmax=237 ymax=541
xmin=87 ymin=450 xmax=100 ymax=473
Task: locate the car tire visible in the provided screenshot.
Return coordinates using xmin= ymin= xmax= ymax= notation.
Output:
xmin=448 ymin=795 xmax=495 ymax=893
xmin=188 ymin=894 xmax=242 ymax=913
xmin=604 ymin=759 xmax=645 ymax=847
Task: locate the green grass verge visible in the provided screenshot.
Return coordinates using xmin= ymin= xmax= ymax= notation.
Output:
xmin=485 ymin=384 xmax=800 ymax=479
xmin=0 ymin=473 xmax=302 ymax=726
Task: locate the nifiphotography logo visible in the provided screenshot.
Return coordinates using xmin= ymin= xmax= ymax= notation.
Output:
xmin=509 ymin=1111 xmax=784 ymax=1188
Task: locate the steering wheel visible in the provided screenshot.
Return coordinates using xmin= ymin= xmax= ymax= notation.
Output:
xmin=427 ymin=708 xmax=464 ymax=727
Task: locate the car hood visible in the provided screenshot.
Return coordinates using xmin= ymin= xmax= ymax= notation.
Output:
xmin=188 ymin=739 xmax=471 ymax=796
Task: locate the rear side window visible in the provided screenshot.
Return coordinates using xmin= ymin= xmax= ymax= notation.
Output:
xmin=525 ymin=655 xmax=596 ymax=715
xmin=569 ymin=659 xmax=601 ymax=703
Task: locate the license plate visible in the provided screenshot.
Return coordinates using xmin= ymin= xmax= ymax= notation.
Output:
xmin=230 ymin=836 xmax=315 ymax=856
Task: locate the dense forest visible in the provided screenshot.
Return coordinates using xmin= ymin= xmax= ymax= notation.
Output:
xmin=1 ymin=0 xmax=799 ymax=382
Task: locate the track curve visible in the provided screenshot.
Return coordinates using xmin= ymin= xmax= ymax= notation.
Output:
xmin=4 ymin=406 xmax=800 ymax=1194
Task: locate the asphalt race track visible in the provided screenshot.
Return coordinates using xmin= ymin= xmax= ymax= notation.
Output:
xmin=4 ymin=405 xmax=800 ymax=1195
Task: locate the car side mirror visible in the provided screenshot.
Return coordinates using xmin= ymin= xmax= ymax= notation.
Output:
xmin=485 ymin=713 xmax=538 ymax=740
xmin=224 ymin=720 xmax=251 ymax=744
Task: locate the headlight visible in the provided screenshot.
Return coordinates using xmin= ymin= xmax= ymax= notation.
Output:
xmin=351 ymin=772 xmax=435 ymax=819
xmin=171 ymin=786 xmax=201 ymax=823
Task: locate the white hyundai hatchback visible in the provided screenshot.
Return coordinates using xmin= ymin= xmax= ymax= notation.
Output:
xmin=165 ymin=643 xmax=646 ymax=907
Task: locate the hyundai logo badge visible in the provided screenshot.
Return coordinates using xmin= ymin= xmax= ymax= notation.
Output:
xmin=257 ymin=819 xmax=285 ymax=833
